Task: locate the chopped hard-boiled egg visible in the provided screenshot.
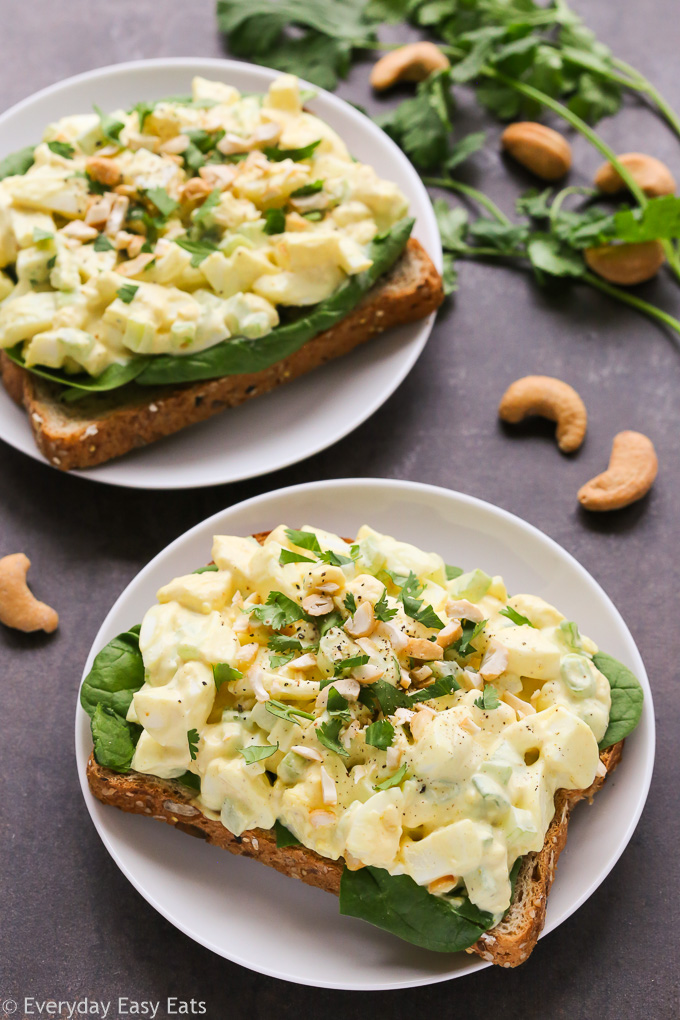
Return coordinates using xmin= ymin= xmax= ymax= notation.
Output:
xmin=0 ymin=75 xmax=408 ymax=377
xmin=128 ymin=524 xmax=612 ymax=918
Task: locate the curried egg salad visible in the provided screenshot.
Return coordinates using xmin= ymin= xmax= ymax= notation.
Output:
xmin=126 ymin=524 xmax=613 ymax=920
xmin=0 ymin=75 xmax=408 ymax=379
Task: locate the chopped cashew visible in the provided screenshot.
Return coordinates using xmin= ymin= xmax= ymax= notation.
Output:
xmin=479 ymin=640 xmax=509 ymax=680
xmin=291 ymin=745 xmax=322 ymax=762
xmin=344 ymin=600 xmax=376 ymax=638
xmin=578 ymin=430 xmax=658 ymax=511
xmin=436 ymin=619 xmax=463 ymax=647
xmin=446 ymin=599 xmax=485 ymax=623
xmin=370 ymin=42 xmax=450 ymax=91
xmin=86 ymin=156 xmax=122 ymax=188
xmin=499 ymin=375 xmax=587 ymax=454
xmin=0 ymin=553 xmax=58 ymax=633
xmin=503 ymin=691 xmax=536 ymax=718
xmin=405 ymin=637 xmax=444 ymax=661
xmin=302 ymin=593 xmax=335 ymax=616
xmin=319 ymin=765 xmax=338 ymax=805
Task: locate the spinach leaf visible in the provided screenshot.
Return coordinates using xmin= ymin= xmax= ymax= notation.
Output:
xmin=80 ymin=625 xmax=145 ymax=720
xmin=274 ymin=820 xmax=301 ymax=847
xmin=135 ymin=217 xmax=413 ymax=385
xmin=90 ymin=704 xmax=139 ymax=772
xmin=339 ymin=866 xmax=494 ymax=952
xmin=0 ymin=144 xmax=35 ymax=180
xmin=594 ymin=652 xmax=644 ymax=749
xmin=4 ymin=344 xmax=150 ymax=398
xmin=176 ymin=771 xmax=201 ymax=792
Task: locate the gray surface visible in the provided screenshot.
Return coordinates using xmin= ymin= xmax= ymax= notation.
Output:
xmin=0 ymin=1 xmax=678 ymax=1017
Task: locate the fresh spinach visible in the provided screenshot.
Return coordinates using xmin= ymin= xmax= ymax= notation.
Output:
xmin=80 ymin=625 xmax=145 ymax=772
xmin=90 ymin=703 xmax=139 ymax=772
xmin=594 ymin=652 xmax=644 ymax=749
xmin=339 ymin=866 xmax=495 ymax=953
xmin=135 ymin=217 xmax=413 ymax=385
xmin=0 ymin=144 xmax=35 ymax=180
xmin=275 ymin=820 xmax=301 ymax=847
xmin=80 ymin=625 xmax=145 ymax=719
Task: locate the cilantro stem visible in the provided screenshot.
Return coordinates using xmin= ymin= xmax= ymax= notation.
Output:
xmin=483 ymin=68 xmax=680 ymax=284
xmin=582 ymin=271 xmax=680 ymax=338
xmin=549 ymin=186 xmax=597 ymax=227
xmin=423 ymin=177 xmax=511 ymax=226
xmin=611 ymin=57 xmax=680 ymax=139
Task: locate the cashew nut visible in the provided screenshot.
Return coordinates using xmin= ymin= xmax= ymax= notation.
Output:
xmin=0 ymin=553 xmax=58 ymax=633
xmin=501 ymin=122 xmax=572 ymax=181
xmin=594 ymin=152 xmax=676 ymax=198
xmin=584 ymin=241 xmax=665 ymax=286
xmin=370 ymin=42 xmax=450 ymax=91
xmin=498 ymin=375 xmax=587 ymax=453
xmin=578 ymin=431 xmax=658 ymax=511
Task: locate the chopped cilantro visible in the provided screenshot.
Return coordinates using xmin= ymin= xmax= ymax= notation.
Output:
xmin=365 ymin=718 xmax=395 ymax=750
xmin=174 ymin=235 xmax=219 ymax=266
xmin=327 ymin=686 xmax=350 ymax=718
xmin=263 ymin=207 xmax=286 ymax=234
xmin=344 ymin=592 xmax=357 ymax=615
xmin=116 ymin=284 xmax=139 ymax=304
xmin=213 ymin=662 xmax=243 ymax=690
xmin=32 ymin=227 xmax=53 ymax=243
xmin=374 ymin=589 xmax=398 ymax=622
xmin=499 ymin=606 xmax=535 ymax=628
xmin=445 ymin=564 xmax=464 ymax=580
xmin=373 ymin=763 xmax=409 ymax=791
xmin=409 ymin=674 xmax=460 ymax=703
xmin=455 ymin=618 xmax=487 ymax=658
xmin=193 ymin=188 xmax=222 ymax=226
xmin=316 ymin=716 xmax=349 ymax=757
xmin=333 ymin=654 xmax=369 ymax=677
xmin=250 ymin=590 xmax=310 ymax=631
xmin=187 ymin=728 xmax=200 ymax=760
xmin=145 ymin=186 xmax=179 ymax=218
xmin=239 ymin=742 xmax=279 ymax=764
xmin=264 ymin=139 xmax=321 ymax=162
xmin=47 ymin=140 xmax=74 ymax=159
xmin=266 ymin=699 xmax=315 ymax=725
xmin=94 ymin=104 xmax=124 ymax=145
xmin=474 ymin=685 xmax=501 ymax=711
xmin=291 ymin=179 xmax=324 ymax=197
xmin=279 ymin=548 xmax=316 ymax=566
xmin=93 ymin=234 xmax=114 ymax=252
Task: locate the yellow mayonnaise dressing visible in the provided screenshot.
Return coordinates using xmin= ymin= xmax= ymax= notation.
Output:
xmin=128 ymin=525 xmax=610 ymax=917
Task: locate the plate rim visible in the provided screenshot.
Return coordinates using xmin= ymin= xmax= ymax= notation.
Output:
xmin=0 ymin=57 xmax=441 ymax=490
xmin=74 ymin=477 xmax=655 ymax=989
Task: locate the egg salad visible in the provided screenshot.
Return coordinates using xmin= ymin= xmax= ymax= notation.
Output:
xmin=0 ymin=75 xmax=408 ymax=378
xmin=127 ymin=524 xmax=612 ymax=919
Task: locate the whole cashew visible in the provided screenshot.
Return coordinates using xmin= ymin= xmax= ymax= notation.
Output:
xmin=501 ymin=122 xmax=572 ymax=181
xmin=0 ymin=553 xmax=59 ymax=633
xmin=498 ymin=375 xmax=587 ymax=453
xmin=578 ymin=431 xmax=658 ymax=511
xmin=594 ymin=152 xmax=676 ymax=198
xmin=370 ymin=43 xmax=450 ymax=91
xmin=584 ymin=241 xmax=665 ymax=286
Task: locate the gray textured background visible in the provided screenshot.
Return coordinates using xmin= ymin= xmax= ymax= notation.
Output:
xmin=1 ymin=2 xmax=678 ymax=1017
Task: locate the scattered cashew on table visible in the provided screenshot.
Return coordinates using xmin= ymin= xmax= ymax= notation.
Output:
xmin=0 ymin=553 xmax=58 ymax=633
xmin=498 ymin=375 xmax=587 ymax=453
xmin=499 ymin=377 xmax=658 ymax=510
xmin=578 ymin=431 xmax=658 ymax=511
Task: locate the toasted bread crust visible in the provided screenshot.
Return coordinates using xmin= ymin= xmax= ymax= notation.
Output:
xmin=1 ymin=238 xmax=443 ymax=470
xmin=86 ymin=742 xmax=623 ymax=965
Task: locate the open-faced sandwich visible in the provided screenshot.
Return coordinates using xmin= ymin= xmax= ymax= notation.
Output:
xmin=82 ymin=524 xmax=643 ymax=965
xmin=0 ymin=75 xmax=443 ymax=469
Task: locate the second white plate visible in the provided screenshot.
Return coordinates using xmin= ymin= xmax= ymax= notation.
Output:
xmin=75 ymin=478 xmax=654 ymax=989
xmin=0 ymin=58 xmax=441 ymax=489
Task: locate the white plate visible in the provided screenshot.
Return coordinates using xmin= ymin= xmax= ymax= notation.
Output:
xmin=0 ymin=58 xmax=440 ymax=489
xmin=75 ymin=478 xmax=654 ymax=989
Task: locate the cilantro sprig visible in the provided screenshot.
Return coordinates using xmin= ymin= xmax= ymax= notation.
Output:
xmin=474 ymin=685 xmax=501 ymax=711
xmin=249 ymin=591 xmax=311 ymax=631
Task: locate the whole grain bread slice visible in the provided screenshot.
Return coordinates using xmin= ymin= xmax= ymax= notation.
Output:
xmin=85 ymin=741 xmax=623 ymax=967
xmin=83 ymin=527 xmax=623 ymax=965
xmin=1 ymin=238 xmax=443 ymax=471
